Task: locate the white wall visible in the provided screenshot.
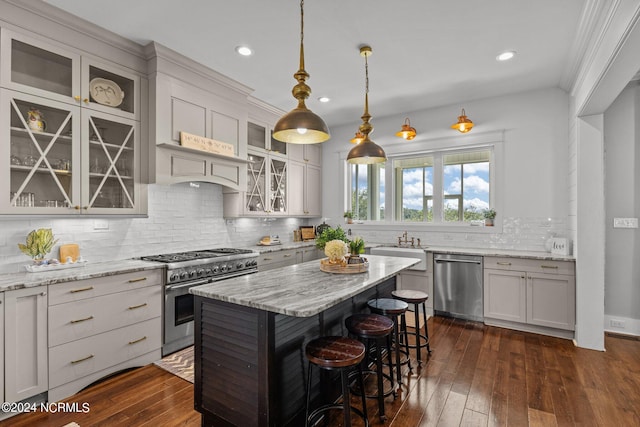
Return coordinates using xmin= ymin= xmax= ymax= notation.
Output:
xmin=321 ymin=87 xmax=571 ymax=251
xmin=603 ymin=82 xmax=640 ymax=335
xmin=0 ymin=183 xmax=310 ymax=274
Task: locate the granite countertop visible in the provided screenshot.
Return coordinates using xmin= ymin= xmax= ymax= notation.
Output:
xmin=190 ymin=254 xmax=419 ymax=317
xmin=0 ymin=260 xmax=165 ymax=292
xmin=245 ymin=240 xmax=318 ymax=254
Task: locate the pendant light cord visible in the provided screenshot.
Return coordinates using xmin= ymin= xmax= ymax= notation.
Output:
xmin=299 ymin=0 xmax=305 ymax=71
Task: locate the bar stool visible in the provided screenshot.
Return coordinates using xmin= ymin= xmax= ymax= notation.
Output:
xmin=392 ymin=289 xmax=432 ymax=366
xmin=345 ymin=313 xmax=395 ymax=421
xmin=305 ymin=336 xmax=369 ymax=427
xmin=367 ymin=298 xmax=412 ymax=385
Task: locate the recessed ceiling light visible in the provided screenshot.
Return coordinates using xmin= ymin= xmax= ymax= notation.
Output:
xmin=496 ymin=51 xmax=516 ymax=61
xmin=318 ymin=96 xmax=330 ymax=103
xmin=236 ymin=46 xmax=252 ymax=56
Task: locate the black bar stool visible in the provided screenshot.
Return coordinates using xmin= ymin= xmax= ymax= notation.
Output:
xmin=392 ymin=289 xmax=432 ymax=365
xmin=305 ymin=336 xmax=369 ymax=427
xmin=345 ymin=313 xmax=395 ymax=421
xmin=367 ymin=298 xmax=412 ymax=385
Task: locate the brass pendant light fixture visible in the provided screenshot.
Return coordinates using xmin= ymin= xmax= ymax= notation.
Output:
xmin=451 ymin=108 xmax=474 ymax=133
xmin=350 ymin=130 xmax=364 ymax=144
xmin=396 ymin=117 xmax=417 ymax=140
xmin=347 ymin=45 xmax=386 ymax=164
xmin=272 ymin=0 xmax=330 ymax=144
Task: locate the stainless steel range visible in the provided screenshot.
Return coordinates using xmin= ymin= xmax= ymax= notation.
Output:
xmin=142 ymin=248 xmax=258 ymax=356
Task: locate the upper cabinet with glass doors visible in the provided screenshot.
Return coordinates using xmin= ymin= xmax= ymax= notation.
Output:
xmin=0 ymin=29 xmax=140 ymax=120
xmin=0 ymin=29 xmax=143 ymax=215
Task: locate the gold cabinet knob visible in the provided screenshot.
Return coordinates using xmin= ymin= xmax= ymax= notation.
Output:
xmin=83 ymin=98 xmax=89 ymax=103
xmin=74 ymin=95 xmax=81 ymax=101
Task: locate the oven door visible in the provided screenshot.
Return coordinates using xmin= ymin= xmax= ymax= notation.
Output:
xmin=163 ymin=278 xmax=208 ymax=356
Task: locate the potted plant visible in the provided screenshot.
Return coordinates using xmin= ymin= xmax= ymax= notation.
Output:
xmin=18 ymin=228 xmax=58 ymax=264
xmin=347 ymin=237 xmax=366 ymax=264
xmin=343 ymin=211 xmax=353 ymax=224
xmin=315 ymin=226 xmax=349 ymax=250
xmin=483 ymin=209 xmax=497 ymax=226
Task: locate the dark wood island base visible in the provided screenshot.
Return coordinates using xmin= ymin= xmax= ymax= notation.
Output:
xmin=194 ymin=277 xmax=395 ymax=427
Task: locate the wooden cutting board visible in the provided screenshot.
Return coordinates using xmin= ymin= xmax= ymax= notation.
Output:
xmin=59 ymin=244 xmax=80 ymax=263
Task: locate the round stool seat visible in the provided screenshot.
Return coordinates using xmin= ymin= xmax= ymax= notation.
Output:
xmin=391 ymin=289 xmax=429 ymax=304
xmin=306 ymin=336 xmax=366 ymax=369
xmin=367 ymin=298 xmax=409 ymax=315
xmin=346 ymin=313 xmax=393 ymax=338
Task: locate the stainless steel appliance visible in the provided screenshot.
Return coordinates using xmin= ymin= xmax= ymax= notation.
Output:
xmin=142 ymin=248 xmax=258 ymax=356
xmin=433 ymin=253 xmax=484 ymax=321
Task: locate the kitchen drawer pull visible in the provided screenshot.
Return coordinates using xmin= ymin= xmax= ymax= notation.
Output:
xmin=497 ymin=262 xmax=512 ymax=266
xmin=128 ymin=303 xmax=148 ymax=310
xmin=128 ymin=277 xmax=147 ymax=283
xmin=263 ymin=257 xmax=273 ymax=261
xmin=128 ymin=336 xmax=147 ymax=345
xmin=70 ymin=286 xmax=94 ymax=293
xmin=71 ymin=354 xmax=94 ymax=364
xmin=541 ymin=265 xmax=559 ymax=269
xmin=70 ymin=315 xmax=94 ymax=324
xmin=283 ymin=254 xmax=292 ymax=258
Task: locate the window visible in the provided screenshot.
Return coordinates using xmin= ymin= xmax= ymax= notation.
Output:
xmin=394 ymin=156 xmax=434 ymax=222
xmin=443 ymin=151 xmax=490 ymax=222
xmin=350 ymin=163 xmax=384 ymax=220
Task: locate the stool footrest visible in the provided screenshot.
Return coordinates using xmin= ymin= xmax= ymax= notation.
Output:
xmin=308 ymin=404 xmax=368 ymax=427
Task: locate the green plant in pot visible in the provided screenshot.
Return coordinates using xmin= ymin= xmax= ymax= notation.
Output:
xmin=315 ymin=225 xmax=349 ymax=250
xmin=343 ymin=211 xmax=353 ymax=224
xmin=347 ymin=237 xmax=366 ymax=264
xmin=18 ymin=228 xmax=58 ymax=264
xmin=483 ymin=209 xmax=497 ymax=226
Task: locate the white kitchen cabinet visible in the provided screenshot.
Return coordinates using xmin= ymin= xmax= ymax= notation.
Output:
xmin=257 ymin=248 xmax=302 ymax=271
xmin=397 ymin=252 xmax=434 ymax=315
xmin=301 ymin=246 xmax=323 ymax=262
xmin=484 ymin=257 xmax=575 ymax=336
xmin=0 ymin=293 xmax=4 ymax=405
xmin=4 ymin=285 xmax=48 ymax=402
xmin=0 ymin=27 xmax=146 ymax=215
xmin=47 ymin=269 xmax=162 ymax=402
xmin=288 ymin=143 xmax=321 ymax=166
xmin=289 ymin=161 xmax=321 ymax=217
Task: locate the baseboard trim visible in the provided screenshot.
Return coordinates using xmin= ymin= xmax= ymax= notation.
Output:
xmin=604 ymin=314 xmax=640 ymax=337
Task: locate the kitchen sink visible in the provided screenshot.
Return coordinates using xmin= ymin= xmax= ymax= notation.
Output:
xmin=370 ymin=246 xmax=427 ymax=271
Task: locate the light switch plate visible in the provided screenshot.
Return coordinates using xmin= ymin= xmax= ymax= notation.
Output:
xmin=613 ymin=218 xmax=638 ymax=228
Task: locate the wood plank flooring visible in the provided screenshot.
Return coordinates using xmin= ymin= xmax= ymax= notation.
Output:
xmin=4 ymin=316 xmax=640 ymax=426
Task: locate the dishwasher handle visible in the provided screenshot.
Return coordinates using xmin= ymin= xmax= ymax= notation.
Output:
xmin=435 ymin=258 xmax=482 ymax=265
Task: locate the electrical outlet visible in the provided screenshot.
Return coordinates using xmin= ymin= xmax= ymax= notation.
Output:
xmin=93 ymin=219 xmax=109 ymax=230
xmin=613 ymin=218 xmax=638 ymax=228
xmin=610 ymin=319 xmax=625 ymax=328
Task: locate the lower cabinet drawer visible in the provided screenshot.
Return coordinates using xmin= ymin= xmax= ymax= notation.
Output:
xmin=49 ymin=317 xmax=161 ymax=388
xmin=258 ymin=249 xmax=300 ymax=270
xmin=48 ymin=285 xmax=161 ymax=347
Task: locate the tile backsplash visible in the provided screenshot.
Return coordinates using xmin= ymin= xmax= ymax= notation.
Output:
xmin=0 ymin=183 xmax=311 ymax=274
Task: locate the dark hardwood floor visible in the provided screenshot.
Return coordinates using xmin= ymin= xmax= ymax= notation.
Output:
xmin=5 ymin=316 xmax=640 ymax=426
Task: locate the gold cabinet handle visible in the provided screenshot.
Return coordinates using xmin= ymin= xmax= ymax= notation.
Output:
xmin=541 ymin=265 xmax=559 ymax=269
xmin=128 ymin=336 xmax=147 ymax=345
xmin=70 ymin=286 xmax=94 ymax=293
xmin=40 ymin=292 xmax=47 ymax=296
xmin=263 ymin=257 xmax=272 ymax=261
xmin=71 ymin=354 xmax=94 ymax=364
xmin=283 ymin=254 xmax=292 ymax=258
xmin=497 ymin=262 xmax=512 ymax=266
xmin=128 ymin=303 xmax=147 ymax=310
xmin=74 ymin=95 xmax=81 ymax=101
xmin=70 ymin=315 xmax=94 ymax=324
xmin=83 ymin=98 xmax=89 ymax=103
xmin=128 ymin=277 xmax=147 ymax=283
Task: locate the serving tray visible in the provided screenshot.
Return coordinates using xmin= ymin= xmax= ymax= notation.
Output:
xmin=25 ymin=259 xmax=87 ymax=273
xmin=320 ymin=257 xmax=369 ymax=274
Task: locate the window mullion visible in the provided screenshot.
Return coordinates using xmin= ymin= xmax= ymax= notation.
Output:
xmin=432 ymin=153 xmax=444 ymax=222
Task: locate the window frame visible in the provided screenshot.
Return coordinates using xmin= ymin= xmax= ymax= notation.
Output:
xmin=343 ymin=130 xmax=504 ymax=233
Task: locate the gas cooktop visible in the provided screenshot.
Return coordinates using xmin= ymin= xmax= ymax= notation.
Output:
xmin=141 ymin=248 xmax=255 ymax=263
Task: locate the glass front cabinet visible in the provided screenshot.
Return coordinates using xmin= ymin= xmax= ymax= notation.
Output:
xmin=0 ymin=28 xmax=142 ymax=215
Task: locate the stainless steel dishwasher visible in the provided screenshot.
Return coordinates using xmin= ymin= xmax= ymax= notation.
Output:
xmin=433 ymin=253 xmax=484 ymax=321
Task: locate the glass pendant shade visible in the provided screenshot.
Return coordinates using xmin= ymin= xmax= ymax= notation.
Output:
xmin=347 ymin=45 xmax=386 ymax=164
xmin=396 ymin=118 xmax=417 ymax=140
xmin=451 ymin=109 xmax=474 ymax=133
xmin=273 ymin=0 xmax=330 ymax=144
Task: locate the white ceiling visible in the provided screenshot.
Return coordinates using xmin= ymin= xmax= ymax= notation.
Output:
xmin=45 ymin=0 xmax=590 ymax=128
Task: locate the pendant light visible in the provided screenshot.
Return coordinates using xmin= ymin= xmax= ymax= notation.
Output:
xmin=451 ymin=108 xmax=474 ymax=133
xmin=272 ymin=0 xmax=330 ymax=144
xmin=347 ymin=46 xmax=386 ymax=164
xmin=396 ymin=117 xmax=417 ymax=140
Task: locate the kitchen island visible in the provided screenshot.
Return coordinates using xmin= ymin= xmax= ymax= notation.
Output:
xmin=190 ymin=254 xmax=419 ymax=427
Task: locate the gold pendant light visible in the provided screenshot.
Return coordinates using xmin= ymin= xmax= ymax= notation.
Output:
xmin=396 ymin=117 xmax=417 ymax=140
xmin=347 ymin=46 xmax=386 ymax=164
xmin=350 ymin=130 xmax=364 ymax=144
xmin=451 ymin=108 xmax=474 ymax=133
xmin=273 ymin=0 xmax=330 ymax=144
